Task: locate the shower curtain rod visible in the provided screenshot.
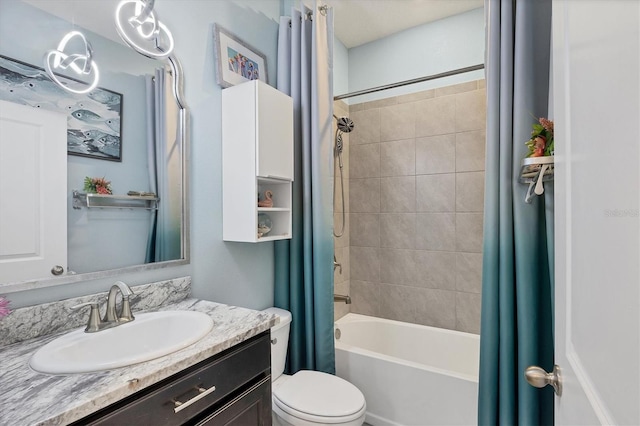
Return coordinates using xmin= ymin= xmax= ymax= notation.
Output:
xmin=333 ymin=63 xmax=485 ymax=101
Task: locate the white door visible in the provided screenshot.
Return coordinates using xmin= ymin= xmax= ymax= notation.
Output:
xmin=552 ymin=1 xmax=639 ymax=424
xmin=0 ymin=100 xmax=67 ymax=283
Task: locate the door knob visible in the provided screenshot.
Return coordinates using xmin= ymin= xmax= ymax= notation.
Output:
xmin=51 ymin=265 xmax=64 ymax=276
xmin=525 ymin=365 xmax=562 ymax=396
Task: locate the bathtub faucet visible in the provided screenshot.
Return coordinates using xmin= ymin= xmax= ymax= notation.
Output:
xmin=334 ymin=294 xmax=351 ymax=304
xmin=333 ymin=255 xmax=342 ymax=274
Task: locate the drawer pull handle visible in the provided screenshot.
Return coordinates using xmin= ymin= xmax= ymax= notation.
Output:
xmin=173 ymin=386 xmax=216 ymax=413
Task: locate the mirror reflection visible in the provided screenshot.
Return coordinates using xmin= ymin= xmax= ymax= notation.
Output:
xmin=0 ymin=0 xmax=186 ymax=290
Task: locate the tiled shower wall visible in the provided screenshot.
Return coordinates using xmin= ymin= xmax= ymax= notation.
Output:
xmin=333 ymin=99 xmax=351 ymax=321
xmin=346 ymin=80 xmax=486 ymax=334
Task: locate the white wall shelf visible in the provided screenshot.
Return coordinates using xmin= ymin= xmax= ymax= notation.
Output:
xmin=222 ymin=80 xmax=294 ymax=242
xmin=519 ymin=156 xmax=554 ymax=203
xmin=72 ymin=190 xmax=159 ymax=210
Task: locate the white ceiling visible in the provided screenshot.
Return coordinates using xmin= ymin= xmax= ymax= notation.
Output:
xmin=325 ymin=0 xmax=483 ymax=48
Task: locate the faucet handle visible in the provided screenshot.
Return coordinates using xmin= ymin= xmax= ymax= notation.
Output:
xmin=71 ymin=301 xmax=103 ymax=333
xmin=119 ymin=296 xmax=135 ymax=322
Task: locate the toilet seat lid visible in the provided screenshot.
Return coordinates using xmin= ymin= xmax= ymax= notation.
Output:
xmin=273 ymin=370 xmax=366 ymax=422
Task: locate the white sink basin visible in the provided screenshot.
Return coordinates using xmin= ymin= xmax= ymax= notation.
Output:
xmin=29 ymin=311 xmax=214 ymax=375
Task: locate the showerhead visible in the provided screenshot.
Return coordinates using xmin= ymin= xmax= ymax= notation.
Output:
xmin=333 ymin=115 xmax=355 ymax=133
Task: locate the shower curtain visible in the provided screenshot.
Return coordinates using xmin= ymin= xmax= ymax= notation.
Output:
xmin=145 ymin=67 xmax=181 ymax=263
xmin=274 ymin=2 xmax=335 ymax=374
xmin=478 ymin=0 xmax=554 ymax=424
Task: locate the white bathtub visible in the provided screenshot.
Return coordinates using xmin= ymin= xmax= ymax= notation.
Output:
xmin=334 ymin=313 xmax=480 ymax=426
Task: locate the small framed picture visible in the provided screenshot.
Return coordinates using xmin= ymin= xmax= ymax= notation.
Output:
xmin=213 ymin=24 xmax=268 ymax=88
xmin=0 ymin=55 xmax=123 ymax=162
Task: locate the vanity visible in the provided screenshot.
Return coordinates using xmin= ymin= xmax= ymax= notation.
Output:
xmin=0 ymin=278 xmax=277 ymax=425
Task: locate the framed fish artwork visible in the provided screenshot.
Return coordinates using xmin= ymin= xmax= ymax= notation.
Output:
xmin=0 ymin=55 xmax=123 ymax=161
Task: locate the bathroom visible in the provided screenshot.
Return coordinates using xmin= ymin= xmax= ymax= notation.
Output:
xmin=0 ymin=0 xmax=638 ymax=425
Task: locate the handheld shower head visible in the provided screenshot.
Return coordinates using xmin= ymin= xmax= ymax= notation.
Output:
xmin=335 ymin=116 xmax=354 ymax=133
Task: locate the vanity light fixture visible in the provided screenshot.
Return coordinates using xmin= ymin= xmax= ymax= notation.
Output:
xmin=115 ymin=0 xmax=175 ymax=60
xmin=44 ymin=30 xmax=100 ymax=95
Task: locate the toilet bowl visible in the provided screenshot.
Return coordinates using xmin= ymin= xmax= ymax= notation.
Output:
xmin=264 ymin=307 xmax=366 ymax=426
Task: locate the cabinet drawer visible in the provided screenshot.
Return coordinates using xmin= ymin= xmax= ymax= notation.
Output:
xmin=78 ymin=332 xmax=270 ymax=425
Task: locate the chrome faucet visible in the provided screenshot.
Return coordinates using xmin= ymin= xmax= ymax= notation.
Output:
xmin=71 ymin=281 xmax=135 ymax=333
xmin=105 ymin=281 xmax=135 ymax=323
xmin=334 ymin=294 xmax=351 ymax=304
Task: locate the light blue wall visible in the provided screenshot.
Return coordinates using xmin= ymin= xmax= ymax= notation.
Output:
xmin=333 ymin=36 xmax=349 ymax=96
xmin=4 ymin=0 xmax=282 ymax=310
xmin=346 ymin=7 xmax=484 ymax=103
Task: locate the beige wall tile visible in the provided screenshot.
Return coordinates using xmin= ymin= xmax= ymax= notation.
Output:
xmin=350 ymin=246 xmax=380 ymax=282
xmin=455 ymin=89 xmax=486 ymax=132
xmin=381 ymin=102 xmax=417 ymax=142
xmin=416 ymin=134 xmax=456 ymax=175
xmin=380 ymin=248 xmax=417 ymax=285
xmin=334 ymin=100 xmax=349 ymax=117
xmin=415 ymin=251 xmax=456 ymax=290
xmin=350 ymin=178 xmax=380 ymax=213
xmin=456 ymin=252 xmax=482 ymax=294
xmin=413 ymin=288 xmax=456 ymax=329
xmin=350 ymin=280 xmax=380 ymax=317
xmin=380 ymin=176 xmax=416 ymax=213
xmin=456 ymin=171 xmax=485 ymax=212
xmin=416 ymin=173 xmax=456 ymax=212
xmin=456 ymin=213 xmax=484 ymax=252
xmin=350 ymin=213 xmax=380 ymax=248
xmin=397 ymin=89 xmax=435 ymax=104
xmin=477 ymin=79 xmax=486 ymax=89
xmin=380 ymin=139 xmax=416 ymax=177
xmin=350 ymin=109 xmax=381 ymax=145
xmin=350 ymin=142 xmax=381 ymax=178
xmin=435 ymin=81 xmax=478 ymax=97
xmin=334 ymin=300 xmax=351 ymax=321
xmin=456 ymin=130 xmax=486 ymax=172
xmin=416 ymin=213 xmax=456 ymax=251
xmin=378 ymin=284 xmax=417 ymax=323
xmin=334 ymin=212 xmax=349 ymax=248
xmin=380 ymin=213 xmax=416 ymax=249
xmin=334 ymin=275 xmax=349 ymax=296
xmin=455 ymin=292 xmax=482 ymax=334
xmin=363 ymin=97 xmax=398 ymax=110
xmin=344 ymin=79 xmax=486 ymax=332
xmin=415 ymin=95 xmax=456 ymax=137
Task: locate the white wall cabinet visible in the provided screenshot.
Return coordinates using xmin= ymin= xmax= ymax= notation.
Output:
xmin=222 ymin=80 xmax=293 ymax=242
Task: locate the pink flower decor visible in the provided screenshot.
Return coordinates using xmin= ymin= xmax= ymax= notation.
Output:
xmin=0 ymin=296 xmax=11 ymax=319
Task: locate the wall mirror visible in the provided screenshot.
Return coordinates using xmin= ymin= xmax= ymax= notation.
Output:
xmin=0 ymin=0 xmax=189 ymax=293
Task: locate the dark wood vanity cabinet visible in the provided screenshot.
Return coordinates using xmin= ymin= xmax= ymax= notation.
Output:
xmin=73 ymin=332 xmax=272 ymax=426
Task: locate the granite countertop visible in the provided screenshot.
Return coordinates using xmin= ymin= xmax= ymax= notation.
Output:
xmin=0 ymin=298 xmax=277 ymax=426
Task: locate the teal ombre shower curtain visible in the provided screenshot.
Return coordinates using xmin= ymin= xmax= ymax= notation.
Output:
xmin=478 ymin=0 xmax=555 ymax=424
xmin=274 ymin=2 xmax=335 ymax=374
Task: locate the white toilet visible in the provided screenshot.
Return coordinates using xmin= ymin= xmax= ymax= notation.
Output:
xmin=264 ymin=307 xmax=366 ymax=426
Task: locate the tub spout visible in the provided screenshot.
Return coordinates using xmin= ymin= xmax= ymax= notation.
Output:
xmin=334 ymin=293 xmax=351 ymax=304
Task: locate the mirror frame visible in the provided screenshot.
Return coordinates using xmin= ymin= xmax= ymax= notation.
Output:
xmin=1 ymin=54 xmax=190 ymax=294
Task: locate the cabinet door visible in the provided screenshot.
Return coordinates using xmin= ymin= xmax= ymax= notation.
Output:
xmin=256 ymin=82 xmax=293 ymax=181
xmin=197 ymin=377 xmax=272 ymax=426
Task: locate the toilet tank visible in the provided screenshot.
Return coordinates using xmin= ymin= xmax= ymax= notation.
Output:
xmin=262 ymin=307 xmax=292 ymax=381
